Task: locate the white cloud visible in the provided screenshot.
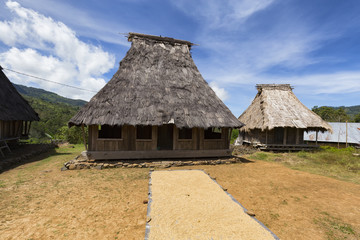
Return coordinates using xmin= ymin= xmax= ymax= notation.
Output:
xmin=173 ymin=0 xmax=275 ymax=29
xmin=11 ymin=0 xmax=131 ymax=47
xmin=209 ymin=81 xmax=229 ymax=101
xmin=0 ymin=1 xmax=115 ymax=100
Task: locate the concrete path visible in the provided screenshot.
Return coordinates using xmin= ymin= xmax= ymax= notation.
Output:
xmin=146 ymin=170 xmax=277 ymax=239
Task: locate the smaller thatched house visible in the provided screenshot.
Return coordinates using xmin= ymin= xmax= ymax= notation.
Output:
xmin=69 ymin=33 xmax=243 ymax=159
xmin=237 ymin=84 xmax=332 ymax=150
xmin=0 ymin=66 xmax=39 ymax=150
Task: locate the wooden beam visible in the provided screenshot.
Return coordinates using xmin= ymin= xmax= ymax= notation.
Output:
xmin=283 ymin=128 xmax=287 ymax=145
xmin=81 ymin=124 xmax=87 ymax=151
xmin=192 ymin=128 xmax=198 ymax=150
xmin=173 ymin=125 xmax=178 ymax=150
xmin=152 ymin=126 xmax=158 ymax=150
xmin=87 ymin=149 xmax=233 ymax=160
xmin=346 ymin=121 xmax=348 ymax=148
xmin=199 ymin=128 xmax=204 ymax=150
xmin=265 ymin=129 xmax=268 ymax=145
xmin=296 ymin=128 xmax=299 ymax=145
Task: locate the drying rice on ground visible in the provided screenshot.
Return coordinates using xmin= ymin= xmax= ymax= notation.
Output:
xmin=147 ymin=170 xmax=276 ymax=239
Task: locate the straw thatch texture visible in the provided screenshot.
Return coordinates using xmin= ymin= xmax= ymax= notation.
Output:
xmin=0 ymin=67 xmax=39 ymax=121
xmin=239 ymin=84 xmax=332 ymax=132
xmin=69 ymin=33 xmax=242 ymax=128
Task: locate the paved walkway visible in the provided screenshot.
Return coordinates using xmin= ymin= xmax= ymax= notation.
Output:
xmin=146 ymin=170 xmax=277 ymax=239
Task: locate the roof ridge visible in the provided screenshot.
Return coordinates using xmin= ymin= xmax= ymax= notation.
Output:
xmin=128 ymin=32 xmax=195 ymax=47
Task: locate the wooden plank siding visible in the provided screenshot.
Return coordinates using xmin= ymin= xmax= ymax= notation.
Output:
xmin=0 ymin=120 xmax=23 ymax=139
xmin=243 ymin=127 xmax=305 ymax=145
xmin=87 ymin=125 xmax=231 ymax=156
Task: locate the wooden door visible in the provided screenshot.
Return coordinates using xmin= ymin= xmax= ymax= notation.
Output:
xmin=157 ymin=124 xmax=173 ymax=150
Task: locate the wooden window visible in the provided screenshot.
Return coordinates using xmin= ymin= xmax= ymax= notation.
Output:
xmin=179 ymin=128 xmax=192 ymax=139
xmin=98 ymin=125 xmax=122 ymax=139
xmin=204 ymin=127 xmax=222 ymax=139
xmin=136 ymin=126 xmax=152 ymax=139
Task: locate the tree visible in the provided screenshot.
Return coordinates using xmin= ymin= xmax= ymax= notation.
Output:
xmin=312 ymin=106 xmax=350 ymax=122
xmin=354 ymin=113 xmax=360 ymax=123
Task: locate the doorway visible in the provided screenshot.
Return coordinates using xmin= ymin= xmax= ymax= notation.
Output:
xmin=157 ymin=124 xmax=173 ymax=150
xmin=274 ymin=127 xmax=284 ymax=144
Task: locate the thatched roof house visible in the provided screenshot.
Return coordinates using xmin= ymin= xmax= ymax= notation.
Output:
xmin=69 ymin=33 xmax=243 ymax=159
xmin=237 ymin=84 xmax=332 ymax=150
xmin=0 ymin=66 xmax=39 ymax=140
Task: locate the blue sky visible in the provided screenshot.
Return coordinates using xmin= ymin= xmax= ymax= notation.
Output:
xmin=0 ymin=0 xmax=359 ymax=117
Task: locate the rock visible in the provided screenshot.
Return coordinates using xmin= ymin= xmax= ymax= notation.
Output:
xmin=143 ymin=199 xmax=148 ymax=204
xmin=246 ymin=211 xmax=256 ymax=217
xmin=95 ymin=165 xmax=103 ymax=170
xmin=68 ymin=164 xmax=76 ymax=170
xmin=75 ymin=164 xmax=82 ymax=170
xmin=103 ymin=163 xmax=109 ymax=168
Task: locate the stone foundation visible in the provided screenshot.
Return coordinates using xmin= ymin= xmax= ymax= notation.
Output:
xmin=62 ymin=155 xmax=243 ymax=170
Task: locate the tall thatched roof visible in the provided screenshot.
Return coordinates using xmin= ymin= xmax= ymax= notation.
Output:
xmin=239 ymin=84 xmax=332 ymax=132
xmin=0 ymin=66 xmax=39 ymax=121
xmin=69 ymin=33 xmax=242 ymax=128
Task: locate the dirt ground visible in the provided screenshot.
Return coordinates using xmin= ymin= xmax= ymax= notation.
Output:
xmin=179 ymin=162 xmax=360 ymax=240
xmin=0 ymin=145 xmax=359 ymax=239
xmin=0 ymin=145 xmax=149 ymax=240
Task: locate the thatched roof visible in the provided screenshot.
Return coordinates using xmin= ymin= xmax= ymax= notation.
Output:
xmin=239 ymin=84 xmax=332 ymax=132
xmin=0 ymin=66 xmax=39 ymax=121
xmin=69 ymin=33 xmax=243 ymax=128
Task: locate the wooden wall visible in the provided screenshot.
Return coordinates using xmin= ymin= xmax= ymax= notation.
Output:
xmin=88 ymin=125 xmax=231 ymax=151
xmin=243 ymin=127 xmax=305 ymax=145
xmin=0 ymin=120 xmax=23 ymax=139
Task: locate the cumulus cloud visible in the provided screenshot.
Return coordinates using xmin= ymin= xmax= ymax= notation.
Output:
xmin=209 ymin=81 xmax=229 ymax=101
xmin=0 ymin=1 xmax=115 ymax=100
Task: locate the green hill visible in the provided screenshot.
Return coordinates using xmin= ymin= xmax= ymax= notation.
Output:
xmin=14 ymin=83 xmax=87 ymax=107
xmin=12 ymin=83 xmax=88 ymax=142
xmin=333 ymin=105 xmax=360 ymax=118
xmin=312 ymin=105 xmax=360 ymax=123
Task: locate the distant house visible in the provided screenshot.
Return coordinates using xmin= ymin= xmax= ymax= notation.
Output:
xmin=237 ymin=84 xmax=332 ymax=151
xmin=0 ymin=66 xmax=39 ymax=141
xmin=304 ymin=122 xmax=360 ymax=148
xmin=69 ymin=33 xmax=243 ymax=159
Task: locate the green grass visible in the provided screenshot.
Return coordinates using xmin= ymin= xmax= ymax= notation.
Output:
xmin=245 ymin=147 xmax=360 ymax=184
xmin=314 ymin=211 xmax=358 ymax=240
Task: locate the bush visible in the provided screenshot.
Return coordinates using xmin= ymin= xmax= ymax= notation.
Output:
xmin=55 ymin=126 xmax=88 ymax=144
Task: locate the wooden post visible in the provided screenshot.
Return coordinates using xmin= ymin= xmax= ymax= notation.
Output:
xmin=296 ymin=128 xmax=299 ymax=145
xmin=346 ymin=120 xmax=348 ymax=148
xmin=81 ymin=124 xmax=87 ymax=151
xmin=283 ymin=128 xmax=287 ymax=145
xmin=315 ymin=130 xmax=318 ymax=146
xmin=152 ymin=126 xmax=158 ymax=150
xmin=28 ymin=122 xmax=32 ymax=135
xmin=173 ymin=125 xmax=177 ymax=150
xmin=265 ymin=129 xmax=268 ymax=145
xmin=199 ymin=128 xmax=204 ymax=150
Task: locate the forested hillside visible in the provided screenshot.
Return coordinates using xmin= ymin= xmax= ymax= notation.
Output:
xmin=13 ymin=84 xmax=88 ymax=143
xmin=14 ymin=84 xmax=87 ymax=106
xmin=312 ymin=106 xmax=360 ymax=122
